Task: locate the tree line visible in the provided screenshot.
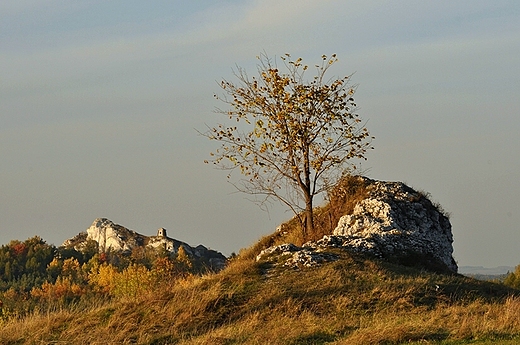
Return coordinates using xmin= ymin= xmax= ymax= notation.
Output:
xmin=0 ymin=236 xmax=205 ymax=322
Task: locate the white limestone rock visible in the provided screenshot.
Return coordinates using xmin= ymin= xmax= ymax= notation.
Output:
xmin=256 ymin=243 xmax=301 ymax=261
xmin=256 ymin=243 xmax=338 ymax=268
xmin=332 ymin=179 xmax=456 ymax=272
xmin=62 ymin=218 xmax=227 ymax=270
xmin=86 ymin=218 xmax=144 ymax=253
xmin=257 ymin=177 xmax=457 ymax=273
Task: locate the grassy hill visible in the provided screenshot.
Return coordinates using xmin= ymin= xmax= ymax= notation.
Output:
xmin=0 ymin=249 xmax=519 ymax=344
xmin=1 ymin=177 xmax=519 ymax=344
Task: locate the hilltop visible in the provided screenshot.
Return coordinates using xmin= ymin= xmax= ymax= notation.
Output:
xmin=0 ymin=249 xmax=518 ymax=344
xmin=62 ymin=218 xmax=226 ymax=271
xmin=0 ymin=176 xmax=519 ymax=344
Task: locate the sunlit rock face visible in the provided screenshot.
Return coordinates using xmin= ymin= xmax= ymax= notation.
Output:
xmin=85 ymin=218 xmax=145 ymax=253
xmin=331 ymin=178 xmax=456 ymax=272
xmin=257 ymin=177 xmax=457 ymax=273
xmin=62 ymin=218 xmax=227 ymax=271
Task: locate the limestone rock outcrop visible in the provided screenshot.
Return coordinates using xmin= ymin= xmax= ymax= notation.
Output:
xmin=63 ymin=218 xmax=227 ymax=270
xmin=85 ymin=218 xmax=146 ymax=253
xmin=257 ymin=177 xmax=457 ymax=273
xmin=256 ymin=243 xmax=339 ymax=268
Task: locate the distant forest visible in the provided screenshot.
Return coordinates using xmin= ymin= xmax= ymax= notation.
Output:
xmin=0 ymin=236 xmax=205 ymax=321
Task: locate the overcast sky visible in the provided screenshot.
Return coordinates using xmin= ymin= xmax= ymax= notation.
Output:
xmin=1 ymin=0 xmax=519 ymax=268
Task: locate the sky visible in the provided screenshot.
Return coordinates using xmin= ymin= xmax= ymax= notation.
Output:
xmin=1 ymin=0 xmax=519 ymax=268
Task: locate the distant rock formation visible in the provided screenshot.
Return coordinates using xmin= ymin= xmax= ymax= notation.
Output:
xmin=257 ymin=177 xmax=457 ymax=273
xmin=63 ymin=218 xmax=227 ymax=270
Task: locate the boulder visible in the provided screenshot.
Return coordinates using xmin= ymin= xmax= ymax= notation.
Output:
xmin=257 ymin=243 xmax=339 ymax=268
xmin=257 ymin=177 xmax=457 ymax=273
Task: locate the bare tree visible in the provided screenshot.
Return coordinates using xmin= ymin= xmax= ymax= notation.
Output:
xmin=203 ymin=53 xmax=373 ymax=238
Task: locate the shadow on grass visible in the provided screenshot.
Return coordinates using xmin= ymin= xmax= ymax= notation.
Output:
xmin=288 ymin=330 xmax=337 ymax=345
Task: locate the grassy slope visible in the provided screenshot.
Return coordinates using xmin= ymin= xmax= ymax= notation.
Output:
xmin=2 ymin=177 xmax=519 ymax=344
xmin=1 ymin=250 xmax=519 ymax=345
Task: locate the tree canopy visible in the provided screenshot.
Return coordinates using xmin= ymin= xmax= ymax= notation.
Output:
xmin=204 ymin=53 xmax=373 ymax=237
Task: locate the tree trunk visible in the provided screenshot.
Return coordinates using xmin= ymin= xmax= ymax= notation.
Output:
xmin=304 ymin=193 xmax=314 ymax=240
xmin=302 ymin=138 xmax=314 ymax=239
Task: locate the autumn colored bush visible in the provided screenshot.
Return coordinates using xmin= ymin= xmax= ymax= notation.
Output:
xmin=30 ymin=276 xmax=84 ymax=301
xmin=504 ymin=265 xmax=520 ymax=289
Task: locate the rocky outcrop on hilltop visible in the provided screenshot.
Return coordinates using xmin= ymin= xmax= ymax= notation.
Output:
xmin=63 ymin=218 xmax=145 ymax=253
xmin=63 ymin=218 xmax=227 ymax=270
xmin=257 ymin=177 xmax=457 ymax=273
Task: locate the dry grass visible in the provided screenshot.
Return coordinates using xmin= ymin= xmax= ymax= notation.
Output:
xmin=1 ymin=175 xmax=519 ymax=344
xmin=1 ymin=250 xmax=519 ymax=345
xmin=236 ymin=175 xmax=370 ymax=258
xmin=341 ymin=296 xmax=520 ymax=345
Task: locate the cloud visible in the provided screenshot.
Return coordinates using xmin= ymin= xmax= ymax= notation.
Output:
xmin=1 ymin=0 xmax=347 ymax=113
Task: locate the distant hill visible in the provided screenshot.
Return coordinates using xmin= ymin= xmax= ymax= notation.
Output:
xmin=459 ymin=266 xmax=515 ymax=275
xmin=459 ymin=265 xmax=515 ymax=281
xmin=62 ymin=218 xmax=227 ymax=271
